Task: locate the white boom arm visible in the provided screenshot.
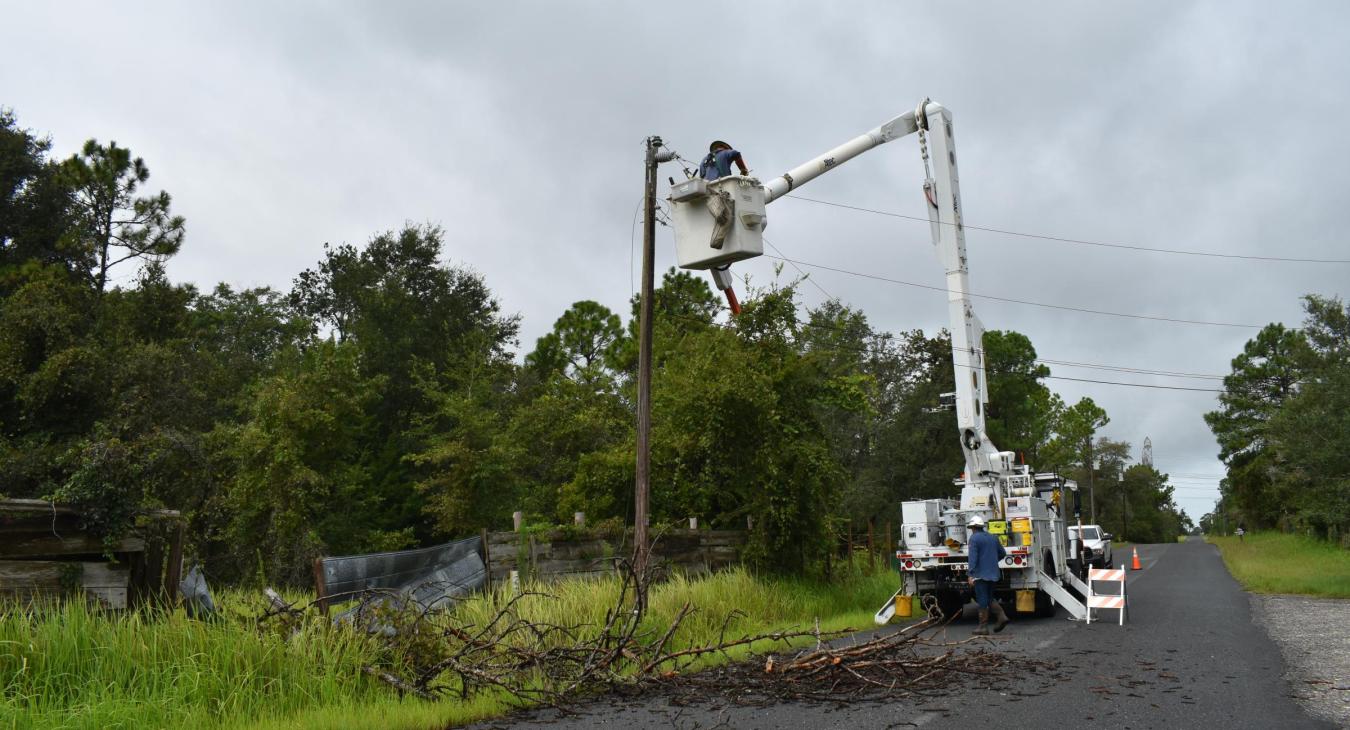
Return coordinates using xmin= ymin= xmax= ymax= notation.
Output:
xmin=762 ymin=112 xmax=920 ymax=204
xmin=761 ymin=101 xmax=1009 ymax=506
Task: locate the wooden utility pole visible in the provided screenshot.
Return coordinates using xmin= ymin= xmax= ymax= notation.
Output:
xmin=1087 ymin=439 xmax=1096 ymax=524
xmin=1120 ymin=476 xmax=1128 ymax=541
xmin=634 ymin=135 xmax=669 ymax=597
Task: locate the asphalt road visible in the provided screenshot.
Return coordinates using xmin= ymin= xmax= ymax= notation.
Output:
xmin=475 ymin=541 xmax=1333 ymax=729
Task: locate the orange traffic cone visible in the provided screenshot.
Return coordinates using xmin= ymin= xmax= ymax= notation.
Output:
xmin=1131 ymin=547 xmax=1142 ymax=571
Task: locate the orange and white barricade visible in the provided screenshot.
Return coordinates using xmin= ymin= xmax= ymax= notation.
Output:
xmin=1086 ymin=568 xmax=1126 ymax=625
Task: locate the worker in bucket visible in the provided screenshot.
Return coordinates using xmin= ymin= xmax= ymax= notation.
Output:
xmin=699 ymin=140 xmax=750 ymax=180
xmin=966 ymin=515 xmax=1010 ymax=635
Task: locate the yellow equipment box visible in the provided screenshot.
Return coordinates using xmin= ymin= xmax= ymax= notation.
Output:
xmin=1011 ymin=517 xmax=1031 ymax=533
xmin=997 ymin=534 xmax=1009 ymax=546
xmin=1020 ymin=532 xmax=1034 ymax=546
xmin=988 ymin=520 xmax=1008 ymax=535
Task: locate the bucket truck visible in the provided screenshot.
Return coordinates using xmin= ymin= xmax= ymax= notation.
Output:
xmin=667 ymin=100 xmax=1092 ymax=623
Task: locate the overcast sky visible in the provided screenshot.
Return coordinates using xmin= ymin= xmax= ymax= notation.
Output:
xmin=5 ymin=1 xmax=1348 ymax=522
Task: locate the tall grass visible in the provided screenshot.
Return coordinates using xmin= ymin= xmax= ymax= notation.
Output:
xmin=0 ymin=566 xmax=901 ymax=730
xmin=1210 ymin=531 xmax=1350 ymax=598
xmin=0 ymin=594 xmax=388 ymax=730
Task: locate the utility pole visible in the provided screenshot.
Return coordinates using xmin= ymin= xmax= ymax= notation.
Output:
xmin=635 ymin=135 xmax=673 ymax=604
xmin=1121 ymin=475 xmax=1128 ymax=541
xmin=1087 ymin=440 xmax=1097 ymax=525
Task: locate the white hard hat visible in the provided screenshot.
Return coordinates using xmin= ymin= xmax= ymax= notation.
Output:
xmin=968 ymin=515 xmax=986 ymax=527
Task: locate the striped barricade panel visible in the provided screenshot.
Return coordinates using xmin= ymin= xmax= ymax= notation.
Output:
xmin=1087 ymin=595 xmax=1126 ymax=609
xmin=1086 ymin=568 xmax=1127 ymax=625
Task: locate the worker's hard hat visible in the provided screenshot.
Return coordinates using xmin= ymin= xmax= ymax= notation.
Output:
xmin=967 ymin=515 xmax=986 ymax=527
xmin=709 ymin=140 xmax=732 ymax=152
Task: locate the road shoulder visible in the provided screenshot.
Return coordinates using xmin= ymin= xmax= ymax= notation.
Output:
xmin=1250 ymin=593 xmax=1350 ymax=727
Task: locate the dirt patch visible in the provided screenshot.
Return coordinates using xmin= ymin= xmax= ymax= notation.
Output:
xmin=1251 ymin=593 xmax=1350 ymax=727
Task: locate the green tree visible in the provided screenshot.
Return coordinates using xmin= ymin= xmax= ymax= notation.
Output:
xmin=608 ymin=267 xmax=722 ymax=373
xmin=1117 ymin=464 xmax=1189 ymax=543
xmin=290 ymin=225 xmax=519 ymax=541
xmin=982 ymin=330 xmax=1062 ymax=464
xmin=1085 ymin=437 xmax=1132 ymax=537
xmin=222 ymin=340 xmax=392 ymax=584
xmin=63 ymin=140 xmax=184 ymax=293
xmin=1044 ymin=397 xmax=1110 ymax=472
xmin=1267 ymin=296 xmax=1350 ymax=538
xmin=1204 ymin=323 xmax=1307 ymax=529
xmin=525 ymin=300 xmax=623 ymax=386
xmin=1043 ymin=397 xmax=1110 ymax=520
xmin=0 ymin=109 xmax=80 ymax=286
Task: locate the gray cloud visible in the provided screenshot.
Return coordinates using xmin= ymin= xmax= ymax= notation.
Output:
xmin=6 ymin=0 xmax=1347 ymax=520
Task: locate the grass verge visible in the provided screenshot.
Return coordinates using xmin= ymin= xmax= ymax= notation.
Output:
xmin=1208 ymin=531 xmax=1350 ymax=598
xmin=0 ymin=566 xmax=900 ymax=730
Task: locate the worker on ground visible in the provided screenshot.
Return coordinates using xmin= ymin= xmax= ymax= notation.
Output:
xmin=700 ymin=140 xmax=749 ymax=180
xmin=966 ymin=515 xmax=1010 ymax=635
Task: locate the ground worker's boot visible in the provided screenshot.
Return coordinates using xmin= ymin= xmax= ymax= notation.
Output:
xmin=991 ymin=601 xmax=1010 ymax=633
xmin=972 ymin=609 xmax=990 ymax=636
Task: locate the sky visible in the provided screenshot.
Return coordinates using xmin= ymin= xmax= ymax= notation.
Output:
xmin=4 ymin=1 xmax=1348 ymax=522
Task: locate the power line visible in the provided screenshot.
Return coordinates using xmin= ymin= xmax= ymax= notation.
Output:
xmin=1037 ymin=373 xmax=1223 ymax=394
xmin=670 ymin=310 xmax=1225 ymax=393
xmin=784 ymin=194 xmax=1350 ymax=265
xmin=1031 ymin=357 xmax=1224 ymax=381
xmin=764 ymin=253 xmax=1264 ymax=329
xmin=764 ymin=236 xmax=836 ymax=302
xmin=776 ymin=307 xmax=1227 ymax=383
xmin=942 ymin=343 xmax=1225 ymax=380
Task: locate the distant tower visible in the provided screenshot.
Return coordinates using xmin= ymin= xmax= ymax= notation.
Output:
xmin=1141 ymin=437 xmax=1153 ymax=468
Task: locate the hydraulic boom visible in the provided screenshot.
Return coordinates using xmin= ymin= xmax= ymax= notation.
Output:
xmin=668 ymin=99 xmax=1089 ymax=623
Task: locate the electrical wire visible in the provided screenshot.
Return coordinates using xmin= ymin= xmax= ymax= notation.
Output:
xmin=785 ymin=308 xmax=1229 ymax=380
xmin=629 ymin=196 xmax=642 ymax=300
xmin=666 ymin=309 xmax=1225 ymax=393
xmin=764 ymin=236 xmax=836 ymax=302
xmin=1036 ymin=373 xmax=1222 ymax=393
xmin=784 ymin=193 xmax=1350 ymax=264
xmin=764 ymin=253 xmax=1264 ymax=329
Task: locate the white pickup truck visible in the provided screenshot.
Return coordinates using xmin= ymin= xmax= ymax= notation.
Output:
xmin=1068 ymin=525 xmax=1114 ymax=568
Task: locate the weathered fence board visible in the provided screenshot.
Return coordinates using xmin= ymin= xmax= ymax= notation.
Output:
xmin=485 ymin=528 xmax=745 ymax=583
xmin=0 ymin=533 xmax=145 ymax=559
xmin=0 ymin=499 xmax=182 ymax=609
xmin=0 ymin=560 xmax=130 ymax=608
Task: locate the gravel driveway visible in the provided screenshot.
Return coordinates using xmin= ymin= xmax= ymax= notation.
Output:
xmin=1251 ymin=594 xmax=1350 ymax=727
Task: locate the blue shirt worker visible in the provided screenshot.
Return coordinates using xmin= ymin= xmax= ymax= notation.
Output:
xmin=699 ymin=140 xmax=750 ymax=180
xmin=965 ymin=515 xmax=1010 ymax=635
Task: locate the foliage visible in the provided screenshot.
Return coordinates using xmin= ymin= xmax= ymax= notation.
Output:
xmin=0 ymin=109 xmax=81 ymax=287
xmin=1205 ymin=297 xmax=1350 ymax=539
xmin=1042 ymin=396 xmax=1109 ymax=474
xmin=525 ymin=299 xmax=624 ymax=385
xmin=982 ymin=329 xmax=1062 ymax=464
xmin=221 ymin=340 xmax=393 ymax=584
xmin=62 ymin=139 xmax=185 ymax=292
xmin=1209 ymin=532 xmax=1350 ymax=597
xmin=1203 ymin=323 xmax=1306 ymax=530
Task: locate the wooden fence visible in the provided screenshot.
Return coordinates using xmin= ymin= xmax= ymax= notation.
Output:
xmin=482 ymin=527 xmax=743 ymax=585
xmin=0 ymin=499 xmax=184 ymax=609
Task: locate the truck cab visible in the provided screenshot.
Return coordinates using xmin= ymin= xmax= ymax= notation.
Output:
xmin=1068 ymin=525 xmax=1114 ymax=568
